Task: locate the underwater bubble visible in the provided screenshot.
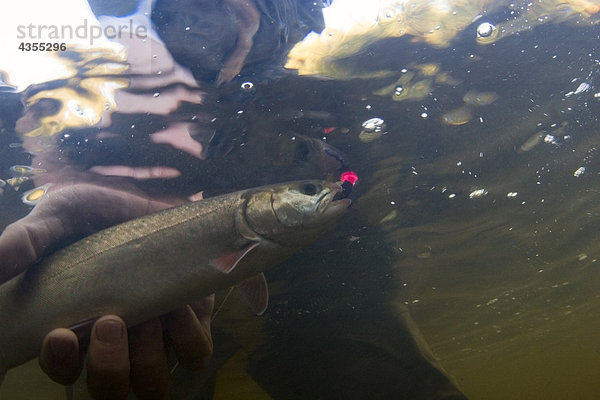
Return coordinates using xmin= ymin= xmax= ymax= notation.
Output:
xmin=238 ymin=81 xmax=257 ymax=100
xmin=574 ymin=167 xmax=585 ymax=177
xmin=477 ymin=22 xmax=495 ymax=37
xmin=469 ymin=188 xmax=488 ymax=199
xmin=359 ymin=118 xmax=386 ymax=142
xmin=21 ymin=184 xmax=51 ymax=206
xmin=240 ymin=81 xmax=254 ymax=91
xmin=358 ymin=117 xmax=386 ymax=143
xmin=574 ymin=82 xmax=590 ymax=95
xmin=361 ymin=117 xmax=386 ymax=133
xmin=392 ymin=86 xmax=409 ymax=101
xmin=476 ymin=22 xmax=499 ymax=44
xmin=544 ymin=134 xmax=557 ymax=144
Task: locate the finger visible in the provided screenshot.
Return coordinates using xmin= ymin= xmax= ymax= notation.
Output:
xmin=149 ymin=123 xmax=205 ymax=160
xmin=216 ymin=0 xmax=259 ymax=85
xmin=39 ymin=328 xmax=82 ymax=385
xmin=129 ymin=318 xmax=170 ymax=400
xmin=86 ymin=316 xmax=130 ymax=400
xmin=164 ymin=296 xmax=214 ymax=371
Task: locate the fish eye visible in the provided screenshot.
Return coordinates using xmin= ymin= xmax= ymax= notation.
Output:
xmin=300 ymin=183 xmax=319 ymax=196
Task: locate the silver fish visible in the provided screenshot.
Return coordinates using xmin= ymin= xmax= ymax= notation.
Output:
xmin=0 ymin=180 xmax=350 ymax=375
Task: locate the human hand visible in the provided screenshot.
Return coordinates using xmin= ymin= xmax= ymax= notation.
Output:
xmin=39 ymin=300 xmax=213 ymax=400
xmin=0 ymin=184 xmax=213 ymax=399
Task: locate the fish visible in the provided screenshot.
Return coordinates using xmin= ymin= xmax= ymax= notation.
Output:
xmin=0 ymin=180 xmax=351 ymax=377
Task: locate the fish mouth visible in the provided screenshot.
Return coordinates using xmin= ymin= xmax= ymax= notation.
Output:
xmin=318 ymin=182 xmax=352 ymax=217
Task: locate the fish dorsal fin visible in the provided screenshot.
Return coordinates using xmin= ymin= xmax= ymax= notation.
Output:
xmin=236 ymin=273 xmax=269 ymax=315
xmin=209 ymin=242 xmax=259 ymax=274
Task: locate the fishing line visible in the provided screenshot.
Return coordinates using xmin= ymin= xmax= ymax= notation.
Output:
xmin=212 ymin=286 xmax=235 ymax=323
xmin=169 ymin=286 xmax=235 ymax=376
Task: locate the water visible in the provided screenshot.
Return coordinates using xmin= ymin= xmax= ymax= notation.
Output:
xmin=1 ymin=0 xmax=600 ymax=399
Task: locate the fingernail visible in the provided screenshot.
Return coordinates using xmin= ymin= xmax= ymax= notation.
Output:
xmin=95 ymin=320 xmax=123 ymax=346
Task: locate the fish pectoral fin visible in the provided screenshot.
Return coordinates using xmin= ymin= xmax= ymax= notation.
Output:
xmin=209 ymin=242 xmax=259 ymax=274
xmin=236 ymin=273 xmax=269 ymax=316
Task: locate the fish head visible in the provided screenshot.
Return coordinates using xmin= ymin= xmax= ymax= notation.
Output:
xmin=242 ymin=180 xmax=351 ymax=246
